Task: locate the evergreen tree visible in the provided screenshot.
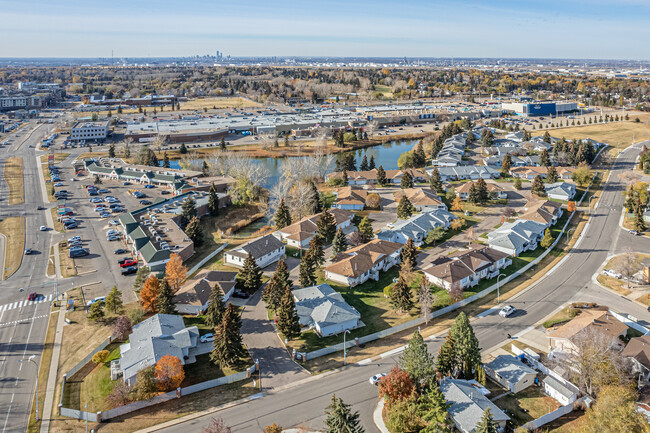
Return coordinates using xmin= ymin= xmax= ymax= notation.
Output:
xmin=413 ymin=140 xmax=426 ymax=167
xmin=105 ymin=286 xmax=123 ymax=314
xmin=237 ymin=252 xmax=262 ymax=292
xmin=108 ymin=143 xmax=116 ymax=158
xmin=274 ymin=198 xmax=292 ymax=229
xmin=358 ymin=216 xmax=374 ymax=242
xmin=531 ymin=175 xmax=547 ymax=197
xmin=481 ymin=129 xmax=494 ymax=147
xmin=368 ymin=155 xmax=376 ymax=170
xmin=475 ymin=178 xmax=489 ymax=203
xmin=262 ymin=259 xmax=291 ymax=312
xmin=331 ymin=228 xmax=348 ymax=257
xmin=359 ymin=155 xmax=369 ymax=171
xmin=316 ymin=209 xmax=337 ymax=244
xmin=399 ymin=330 xmax=435 ymax=389
xmin=635 ymin=205 xmax=647 ymax=232
xmin=220 ymin=137 xmax=227 ymax=150
xmin=205 ymin=282 xmax=226 ymax=328
xmin=163 ymin=151 xmax=170 ymax=168
xmin=547 ymin=165 xmax=559 ymax=183
xmin=342 ymin=170 xmax=349 ymax=186
xmin=376 ymin=165 xmax=387 ymax=186
xmin=180 ymin=197 xmax=197 ymax=229
xmin=179 ymin=143 xmax=188 ymax=154
xmin=210 ymin=304 xmax=246 ymax=368
xmin=500 ymin=154 xmax=512 ymax=176
xmin=306 ymin=236 xmax=324 ymax=267
xmin=298 ymin=252 xmax=317 ymax=287
xmin=467 ymin=183 xmax=480 ymax=204
xmin=449 ymin=312 xmax=481 ymax=379
xmin=157 ymin=278 xmax=176 ymax=314
xmin=540 ymin=228 xmax=554 ymax=249
xmin=401 ymin=238 xmax=417 ymax=269
xmin=184 ymin=216 xmax=203 ymax=246
xmin=202 ymin=160 xmax=209 ymax=176
xmin=540 ymin=148 xmax=551 ymax=167
xmin=88 ymin=301 xmax=105 ymax=321
xmin=397 ymin=195 xmax=415 ymax=219
xmin=417 ymin=383 xmax=453 ymax=432
xmin=324 ymin=395 xmax=364 ymax=433
xmin=429 ymin=166 xmax=444 ymax=193
xmin=390 ymin=275 xmax=414 ymax=312
xmin=401 ymin=171 xmax=414 ymax=189
xmin=277 ymin=287 xmax=301 ymax=340
xmin=474 ymin=409 xmax=498 ymax=433
xmin=542 ymin=131 xmax=551 ymax=143
xmin=309 ymin=181 xmax=322 ymax=214
xmin=208 ymin=183 xmax=220 ymax=217
xmin=436 ymin=334 xmax=456 ymax=377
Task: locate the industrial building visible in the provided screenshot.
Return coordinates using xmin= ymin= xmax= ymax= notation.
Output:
xmin=501 ymin=101 xmax=579 ymax=117
xmin=70 ymin=120 xmax=110 ymax=142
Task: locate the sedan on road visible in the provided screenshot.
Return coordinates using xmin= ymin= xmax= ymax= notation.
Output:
xmin=24 ymin=248 xmax=33 ymax=255
xmin=39 ymin=225 xmax=48 ymax=231
xmin=369 ymin=373 xmax=387 ymax=385
xmin=499 ymin=305 xmax=517 ymax=317
xmin=27 ymin=292 xmax=39 ymax=301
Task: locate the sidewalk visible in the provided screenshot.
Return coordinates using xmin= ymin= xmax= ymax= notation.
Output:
xmin=39 ymin=294 xmax=67 ymax=433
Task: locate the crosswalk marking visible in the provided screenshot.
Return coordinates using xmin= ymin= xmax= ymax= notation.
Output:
xmin=0 ymin=295 xmax=53 ymax=313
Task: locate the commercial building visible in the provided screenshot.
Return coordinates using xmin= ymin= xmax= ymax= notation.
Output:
xmin=70 ymin=120 xmax=110 ymax=142
xmin=501 ymin=101 xmax=579 ymax=117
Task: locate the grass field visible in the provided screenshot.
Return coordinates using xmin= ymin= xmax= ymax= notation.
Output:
xmin=4 ymin=156 xmax=25 ymax=205
xmin=0 ymin=216 xmax=25 ymax=279
xmin=533 ymin=119 xmax=650 ymax=148
xmin=374 ymin=85 xmax=393 ymax=98
xmin=58 ymin=242 xmax=77 ymax=278
xmin=543 ymin=306 xmax=581 ymax=328
xmin=75 ymin=97 xmax=260 ymax=117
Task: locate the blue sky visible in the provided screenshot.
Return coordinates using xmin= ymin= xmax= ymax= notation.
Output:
xmin=2 ymin=0 xmax=649 ymax=59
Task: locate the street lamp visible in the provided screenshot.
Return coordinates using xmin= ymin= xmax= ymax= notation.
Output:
xmin=20 ymin=355 xmax=39 ymax=421
xmin=496 ymin=274 xmax=506 ymax=304
xmin=343 ymin=330 xmax=351 ymax=366
xmin=566 ymin=228 xmax=576 ymax=246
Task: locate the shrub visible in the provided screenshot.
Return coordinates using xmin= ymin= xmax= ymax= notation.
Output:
xmin=92 ymin=350 xmax=110 ymax=365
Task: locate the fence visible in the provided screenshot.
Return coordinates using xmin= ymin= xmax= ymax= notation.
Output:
xmin=187 ymin=242 xmax=229 ymax=277
xmin=64 ymin=336 xmax=112 ymax=379
xmin=301 ymin=174 xmax=599 ymax=361
xmin=521 ymin=398 xmax=584 ymax=431
xmin=59 ymin=407 xmax=99 ymax=423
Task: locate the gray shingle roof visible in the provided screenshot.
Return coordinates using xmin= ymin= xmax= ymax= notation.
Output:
xmin=293 ymin=284 xmax=361 ymax=331
xmin=488 ymin=219 xmax=546 ymax=252
xmin=542 ymin=376 xmax=576 ymax=400
xmin=228 ymin=234 xmax=284 ymax=259
xmin=441 ymin=379 xmax=510 ymax=433
xmin=377 ymin=210 xmax=457 ymax=244
xmin=485 ymin=355 xmax=536 ymax=386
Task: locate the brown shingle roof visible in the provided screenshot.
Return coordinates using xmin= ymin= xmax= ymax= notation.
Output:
xmin=325 ymin=239 xmax=402 ymax=278
xmin=335 ymin=186 xmax=367 ymax=206
xmin=277 ymin=209 xmax=353 ymax=242
xmin=622 ymin=335 xmax=650 ymax=369
xmin=394 ymin=187 xmax=443 ymax=207
xmin=519 ymin=199 xmax=562 ymax=225
xmin=549 ymin=309 xmax=628 ymax=342
xmin=423 ymin=245 xmax=508 ymax=284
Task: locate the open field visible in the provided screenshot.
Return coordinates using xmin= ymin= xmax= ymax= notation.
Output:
xmin=75 ymin=97 xmax=260 ymax=117
xmin=4 ymin=156 xmax=25 ymax=205
xmin=533 ymin=118 xmax=650 ymax=148
xmin=0 ymin=216 xmax=25 ymax=279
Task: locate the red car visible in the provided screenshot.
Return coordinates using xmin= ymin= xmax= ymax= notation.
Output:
xmin=27 ymin=292 xmax=38 ymax=301
xmin=120 ymin=259 xmax=137 ymax=268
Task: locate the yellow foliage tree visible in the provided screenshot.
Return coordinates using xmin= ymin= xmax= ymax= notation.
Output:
xmin=165 ymin=253 xmax=187 ymax=293
xmin=140 ymin=275 xmax=161 ymax=313
xmin=451 ymin=196 xmax=463 ymax=212
xmin=155 ymin=354 xmax=185 ymax=391
xmin=450 ymin=218 xmax=466 ymax=231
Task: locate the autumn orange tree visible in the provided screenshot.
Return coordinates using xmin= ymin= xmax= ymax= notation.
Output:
xmin=155 ymin=354 xmax=185 ymax=391
xmin=140 ymin=275 xmax=161 ymax=313
xmin=567 ymin=201 xmax=576 ymax=213
xmin=378 ymin=364 xmax=415 ymax=408
xmin=165 ymin=253 xmax=187 ymax=293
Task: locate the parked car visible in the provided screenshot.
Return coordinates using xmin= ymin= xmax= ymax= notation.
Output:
xmin=106 ymin=229 xmax=120 ymax=236
xmin=200 ymin=333 xmax=215 ymax=343
xmin=629 ymin=230 xmax=640 ymax=236
xmin=100 ymin=212 xmax=112 ymax=218
xmin=144 ymin=184 xmax=155 ymax=189
xmin=499 ymin=305 xmax=516 ymax=317
xmin=114 ymin=248 xmax=128 ymax=255
xmin=107 ymin=235 xmax=122 ymax=241
xmin=87 ymin=296 xmax=106 ymax=306
xmin=369 ymin=373 xmax=387 ymax=385
xmin=232 ymin=290 xmax=250 ymax=299
xmin=54 ymin=182 xmax=64 ymax=187
xmin=68 ymin=236 xmax=81 ymax=243
xmin=98 ymin=189 xmax=109 ymax=194
xmin=140 ymin=200 xmax=152 ymax=205
xmin=108 ymin=220 xmax=120 ymax=226
xmin=161 ymin=190 xmax=170 ymax=195
xmin=121 ymin=266 xmax=138 ymax=275
xmin=65 ymin=222 xmax=78 ymax=229
xmin=118 ymin=257 xmax=133 ymax=265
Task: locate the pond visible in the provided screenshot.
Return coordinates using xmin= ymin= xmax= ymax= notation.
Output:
xmin=165 ymin=139 xmax=417 ymax=188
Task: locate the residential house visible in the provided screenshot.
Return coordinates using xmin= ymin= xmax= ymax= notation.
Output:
xmin=324 ymin=239 xmax=403 ymax=287
xmin=548 ymin=309 xmax=628 ymax=355
xmin=440 ymin=378 xmax=510 ymax=433
xmin=483 ymin=154 xmax=540 ymax=168
xmin=484 ymin=355 xmax=537 ymax=393
xmin=488 ymin=219 xmax=547 ymax=256
xmin=542 ymin=376 xmax=579 ymax=406
xmin=325 ymin=168 xmax=428 ymax=186
xmin=118 ymin=314 xmax=200 ymax=386
xmin=377 ymin=210 xmax=457 ymax=246
xmin=173 ymin=270 xmax=238 ymax=315
xmin=510 ymin=166 xmax=576 ymax=180
xmin=545 ymin=182 xmax=576 ymax=201
xmin=455 ymin=181 xmax=507 ymax=201
xmin=505 ymin=131 xmax=525 ymax=142
xmin=622 ymin=335 xmax=650 ymax=382
xmin=224 ymin=234 xmax=286 ymax=269
xmin=332 ymin=186 xmax=367 ymax=211
xmin=394 ymin=188 xmax=447 ymax=211
xmin=293 ymin=283 xmax=363 ymax=337
xmin=274 ymin=209 xmax=354 ymax=249
xmin=519 ymin=200 xmax=563 ymax=227
xmin=429 ymin=166 xmax=500 ymax=182
xmin=422 ymin=244 xmax=511 ymax=291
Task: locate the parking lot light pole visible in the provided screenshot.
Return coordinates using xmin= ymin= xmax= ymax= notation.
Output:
xmin=343 ymin=330 xmax=351 ymax=366
xmin=20 ymin=355 xmax=39 ymax=421
xmin=496 ymin=274 xmax=506 ymax=305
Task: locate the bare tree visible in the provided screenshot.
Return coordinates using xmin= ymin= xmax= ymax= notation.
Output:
xmin=150 ymin=134 xmax=166 ymax=155
xmin=288 ymin=181 xmax=315 ymax=220
xmin=121 ymin=137 xmax=134 ymax=158
xmin=201 ymin=417 xmax=232 ymax=433
xmin=612 ymin=249 xmax=640 ymax=289
xmin=418 ymin=277 xmax=433 ymax=325
xmin=449 ymin=285 xmax=464 ymax=304
xmin=366 ymin=120 xmax=379 ymax=139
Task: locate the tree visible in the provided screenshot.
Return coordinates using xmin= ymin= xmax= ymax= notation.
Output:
xmin=540 ymin=148 xmax=551 ymax=167
xmin=307 ymin=236 xmax=325 ymax=267
xmin=500 ymin=154 xmax=512 ymax=176
xmin=134 ymin=265 xmax=150 ymax=289
xmin=202 ymin=418 xmax=232 ymax=433
xmin=157 ymin=278 xmax=176 ymax=314
xmin=92 ymin=350 xmax=110 ymax=364
xmin=540 ymin=228 xmax=554 ymax=249
xmin=429 ymin=167 xmax=444 ymax=193
xmin=385 ymin=395 xmax=424 ymax=433
xmin=324 ymin=394 xmax=365 ymax=433
xmin=567 ymin=201 xmax=576 ymax=213
xmin=436 ymin=334 xmax=456 ymax=377
xmin=582 ymin=386 xmax=650 ymax=433
xmin=390 ymin=275 xmax=414 ymax=312
xmin=531 ymin=175 xmax=546 ymax=197
xmin=513 ymin=177 xmax=522 ymax=190
xmin=425 ymin=226 xmax=445 ymax=246
xmin=277 ymin=287 xmax=301 ymax=340
xmin=179 ymin=143 xmax=188 ymax=154
xmin=542 ymin=131 xmax=551 ymax=143
xmin=378 ymin=365 xmax=415 ymax=408
xmin=180 ymin=197 xmax=197 ymax=229
xmin=358 ymin=216 xmax=374 ymax=242
xmin=450 ymin=218 xmax=465 ymax=231
xmin=108 ymin=143 xmax=116 ymax=158
xmin=140 ymin=274 xmax=161 ymax=313
xmin=635 ymin=206 xmax=647 ymax=232
xmin=317 ymin=209 xmax=337 ymax=244
xmin=397 ymin=196 xmax=415 ymax=219
xmin=165 ymin=253 xmax=187 ymax=293
xmin=208 ymin=183 xmax=220 ymax=217
xmin=359 ymin=155 xmax=369 ymax=171
xmin=398 ymin=151 xmax=415 ymax=170
xmin=133 ymin=365 xmax=157 ymax=400
xmin=94 ymin=174 xmax=102 ymax=185
xmin=341 ymin=170 xmax=349 ymax=186
xmin=613 ymin=249 xmax=641 ymax=289
xmin=376 ymin=165 xmax=387 ymax=186
xmin=264 ymin=424 xmax=282 ymax=433
xmin=263 ymin=258 xmax=289 ymax=304
xmin=105 ymin=285 xmax=123 ymax=314
xmin=274 ymin=198 xmax=292 ymax=229
xmin=449 ymin=312 xmax=481 ymax=379
xmin=547 ymin=165 xmax=559 ymax=183
xmin=418 ymin=278 xmax=433 ymax=324
xmin=238 ymin=252 xmax=262 ymax=292
xmin=111 ymin=315 xmax=132 ymax=340
xmin=211 ymin=304 xmax=246 ymax=368
xmin=163 ymin=151 xmax=170 ymax=168
xmin=474 ymin=408 xmax=499 ymax=433
xmin=155 ymin=354 xmax=185 ymax=391
xmin=475 ymin=178 xmax=489 ymax=203
xmin=220 ymin=137 xmax=227 ymax=150
xmin=413 ymin=140 xmax=427 ymax=167
xmin=299 ymin=252 xmax=317 ymax=287
xmin=369 ymin=155 xmax=376 ymax=170
xmin=399 ymin=330 xmax=435 ymax=389
xmin=572 ymin=163 xmax=593 ymax=187
xmin=331 ymin=228 xmax=348 ymax=257
xmin=401 ymin=238 xmax=418 ymax=270
xmin=401 ymin=171 xmax=414 ymax=189
xmin=348 ymin=230 xmax=365 ymax=247
xmin=481 ymin=129 xmax=494 ymax=147
xmin=308 ymin=181 xmax=323 ymax=214
xmin=417 ymin=384 xmax=453 ymax=432
xmin=365 ymin=192 xmax=381 ymax=209
xmin=451 ymin=195 xmax=463 ymax=212
xmin=468 ymin=183 xmax=480 ymax=204
xmin=88 ymin=300 xmax=105 ymax=321
xmin=185 ymin=216 xmax=203 ymax=246
xmin=106 ymin=381 xmax=132 ymax=409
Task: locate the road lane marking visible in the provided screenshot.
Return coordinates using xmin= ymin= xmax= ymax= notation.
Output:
xmin=0 ymin=314 xmax=49 ymax=328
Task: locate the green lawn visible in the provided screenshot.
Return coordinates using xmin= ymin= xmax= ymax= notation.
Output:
xmin=78 ymin=344 xmax=122 ymax=412
xmin=181 ymin=353 xmax=247 ymax=387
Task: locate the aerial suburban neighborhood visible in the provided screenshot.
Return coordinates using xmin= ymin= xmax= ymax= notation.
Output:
xmin=2 ymin=3 xmax=650 ymax=433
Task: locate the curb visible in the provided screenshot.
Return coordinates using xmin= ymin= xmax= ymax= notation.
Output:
xmin=373 ymin=398 xmax=390 ymax=433
xmin=133 ymin=392 xmax=263 ymax=433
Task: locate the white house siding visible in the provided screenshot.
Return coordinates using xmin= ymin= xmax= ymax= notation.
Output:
xmin=319 ymin=319 xmax=359 ymax=337
xmin=335 ymin=203 xmax=364 ymax=211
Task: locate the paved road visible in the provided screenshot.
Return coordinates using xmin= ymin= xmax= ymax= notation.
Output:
xmin=156 ymin=143 xmax=650 ymax=433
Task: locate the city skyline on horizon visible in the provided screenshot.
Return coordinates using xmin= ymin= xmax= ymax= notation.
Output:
xmin=2 ymin=0 xmax=650 ymax=60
